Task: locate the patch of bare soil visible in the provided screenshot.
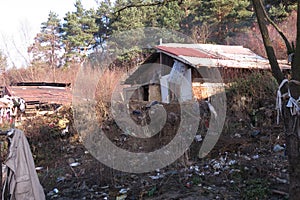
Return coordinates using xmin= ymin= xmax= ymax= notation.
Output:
xmin=16 ymin=100 xmax=289 ymax=200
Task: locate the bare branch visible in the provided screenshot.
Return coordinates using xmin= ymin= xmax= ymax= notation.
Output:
xmin=1 ymin=34 xmax=16 ymax=68
xmin=261 ymin=2 xmax=294 ymax=55
xmin=252 ymin=0 xmax=285 ymax=84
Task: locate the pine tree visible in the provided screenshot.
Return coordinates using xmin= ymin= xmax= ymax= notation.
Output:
xmin=28 ymin=11 xmax=63 ymax=70
xmin=62 ymin=0 xmax=98 ymax=63
xmin=188 ymin=0 xmax=252 ymax=43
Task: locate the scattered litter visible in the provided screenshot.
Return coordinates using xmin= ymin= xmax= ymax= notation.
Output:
xmin=186 ymin=182 xmax=192 ymax=188
xmin=61 ymin=126 xmax=69 ymax=136
xmin=204 ymin=186 xmax=213 ymax=191
xmin=70 ymin=162 xmax=81 ymax=167
xmin=47 ymin=188 xmax=59 ymax=197
xmin=212 ymin=162 xmax=222 ymax=170
xmin=206 ymin=101 xmax=217 ymax=118
xmin=190 ymin=165 xmax=200 ymax=172
xmin=116 ymin=194 xmax=127 ymax=200
xmin=273 ymin=144 xmax=285 ymax=152
xmin=56 ymin=176 xmax=66 ymax=183
xmin=276 ymin=135 xmax=280 ymax=140
xmin=146 ymin=100 xmax=159 ymax=108
xmin=29 ymin=101 xmax=290 ymax=199
xmin=214 ymin=171 xmax=220 ymax=175
xmin=243 ymin=155 xmax=251 ymax=161
xmin=195 ymin=135 xmax=203 ymax=142
xmin=98 ymin=192 xmax=108 ymax=197
xmin=132 ymin=110 xmax=142 ymax=115
xmin=123 ymin=128 xmax=131 ymax=136
xmin=276 ymin=177 xmax=288 ymax=184
xmin=53 ymin=188 xmax=59 ymax=193
xmin=119 ymin=188 xmax=129 ymax=194
xmin=67 ymin=157 xmax=76 ymax=164
xmin=35 ymin=166 xmax=43 ymax=171
xmin=228 ymin=160 xmax=237 ymax=165
xmin=149 ymin=169 xmax=165 ymax=180
xmin=251 ymin=130 xmax=261 ymax=137
xmin=58 ymin=118 xmax=69 ymax=129
xmin=149 ymin=174 xmax=164 ymax=180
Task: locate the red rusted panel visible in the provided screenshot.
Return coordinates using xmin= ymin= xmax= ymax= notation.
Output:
xmin=156 ymin=46 xmax=217 ymax=59
xmin=6 ymin=85 xmax=72 ymax=105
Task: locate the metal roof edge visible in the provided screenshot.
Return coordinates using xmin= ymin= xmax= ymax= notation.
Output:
xmin=158 ymin=51 xmax=197 ymax=67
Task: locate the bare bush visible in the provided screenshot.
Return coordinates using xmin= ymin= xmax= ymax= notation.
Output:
xmin=191 ymin=23 xmax=214 ymax=43
xmin=5 ymin=65 xmax=80 ymax=86
xmin=95 ymin=68 xmax=127 ymax=122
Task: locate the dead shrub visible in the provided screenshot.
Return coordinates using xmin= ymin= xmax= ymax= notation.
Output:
xmin=5 ymin=64 xmax=80 ymax=86
xmin=95 ymin=68 xmax=127 ymax=122
xmin=226 ymin=72 xmax=278 ymax=128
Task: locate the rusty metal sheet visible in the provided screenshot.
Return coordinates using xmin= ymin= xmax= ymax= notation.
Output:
xmin=156 ymin=46 xmax=217 ymax=59
xmin=7 ymin=85 xmax=72 ymax=105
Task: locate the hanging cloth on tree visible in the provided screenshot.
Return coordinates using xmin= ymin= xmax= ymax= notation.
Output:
xmin=276 ymin=79 xmax=300 ymax=124
xmin=2 ymin=129 xmax=45 ymax=200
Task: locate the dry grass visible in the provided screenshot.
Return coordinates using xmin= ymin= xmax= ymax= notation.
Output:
xmin=95 ymin=68 xmax=127 ymax=122
xmin=4 ymin=64 xmax=80 ymax=86
xmin=3 ymin=59 xmax=129 ymax=125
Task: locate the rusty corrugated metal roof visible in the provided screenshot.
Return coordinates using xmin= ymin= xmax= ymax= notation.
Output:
xmin=123 ymin=43 xmax=291 ymax=85
xmin=7 ymin=84 xmax=72 ymax=105
xmin=155 ymin=43 xmax=291 ymax=69
xmin=156 ymin=46 xmax=217 ymax=59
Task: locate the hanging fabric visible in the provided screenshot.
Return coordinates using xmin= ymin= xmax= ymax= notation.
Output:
xmin=276 ymin=79 xmax=300 ymax=124
xmin=2 ymin=129 xmax=45 ymax=200
xmin=168 ymin=60 xmax=187 ymax=84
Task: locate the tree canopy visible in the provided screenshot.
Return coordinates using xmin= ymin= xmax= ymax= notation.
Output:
xmin=27 ymin=0 xmax=297 ymax=67
xmin=28 ymin=11 xmax=63 ymax=68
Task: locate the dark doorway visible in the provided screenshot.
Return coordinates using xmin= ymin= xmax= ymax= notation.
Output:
xmin=143 ymin=85 xmax=149 ymax=101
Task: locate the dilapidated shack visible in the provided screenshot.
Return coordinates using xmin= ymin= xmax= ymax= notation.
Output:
xmin=123 ymin=43 xmax=290 ymax=102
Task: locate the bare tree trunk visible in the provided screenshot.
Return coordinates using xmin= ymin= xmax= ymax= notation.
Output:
xmin=293 ymin=0 xmax=300 ymax=80
xmin=283 ymin=98 xmax=300 ymax=199
xmin=252 ymin=0 xmax=300 ymax=199
xmin=284 ymin=1 xmax=300 ymax=197
xmin=252 ymin=0 xmax=285 ymax=83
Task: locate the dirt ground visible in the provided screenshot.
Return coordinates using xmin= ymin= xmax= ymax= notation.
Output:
xmin=12 ymin=98 xmax=290 ymax=200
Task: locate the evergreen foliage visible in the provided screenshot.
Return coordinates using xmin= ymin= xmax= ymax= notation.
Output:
xmin=62 ymin=0 xmax=98 ymax=63
xmin=28 ymin=11 xmax=63 ymax=68
xmin=27 ymin=0 xmax=297 ymax=66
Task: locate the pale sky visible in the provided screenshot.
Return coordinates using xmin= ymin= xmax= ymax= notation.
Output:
xmin=0 ymin=0 xmax=98 ymax=67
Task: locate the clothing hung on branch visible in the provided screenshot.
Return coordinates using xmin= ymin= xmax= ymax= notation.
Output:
xmin=2 ymin=129 xmax=45 ymax=200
